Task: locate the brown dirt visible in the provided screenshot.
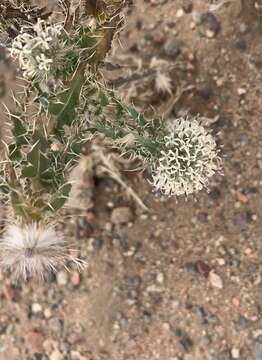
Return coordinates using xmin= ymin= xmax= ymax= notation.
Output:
xmin=0 ymin=1 xmax=262 ymax=360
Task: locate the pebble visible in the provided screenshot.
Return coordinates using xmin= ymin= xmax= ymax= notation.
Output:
xmin=253 ymin=342 xmax=262 ymax=360
xmin=71 ymin=272 xmax=81 ymax=287
xmin=176 ymin=8 xmax=185 ymax=18
xmin=171 ymin=299 xmax=180 ymax=312
xmin=56 ymin=270 xmax=68 ymax=286
xmin=111 ymin=207 xmax=133 ymax=225
xmin=31 ymin=303 xmax=43 ymax=314
xmin=202 ymin=12 xmax=220 ymax=38
xmin=239 ymin=23 xmax=248 ymax=34
xmin=48 ymin=318 xmax=63 ymax=333
xmin=217 ymin=350 xmax=231 ymax=360
xmin=237 ymin=87 xmax=247 ymax=96
xmin=44 ymin=308 xmax=52 ymax=319
xmin=192 ymin=11 xmax=202 ymax=25
xmin=163 ymin=39 xmax=181 ymax=58
xmin=50 ymin=349 xmax=63 ymax=360
xmin=231 ymin=348 xmax=240 ymax=359
xmin=26 ymin=331 xmax=45 ymax=354
xmin=156 ymin=272 xmax=164 ymax=284
xmin=253 ymin=329 xmax=262 ymax=339
xmin=209 ymin=271 xmax=223 ymax=289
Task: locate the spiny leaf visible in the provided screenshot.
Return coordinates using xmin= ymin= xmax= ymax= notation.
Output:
xmin=48 ymin=183 xmax=72 ymax=211
xmin=49 ymin=70 xmax=85 ymax=132
xmin=11 ymin=115 xmax=27 ymax=146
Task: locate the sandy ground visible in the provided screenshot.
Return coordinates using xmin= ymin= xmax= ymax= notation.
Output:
xmin=0 ymin=0 xmax=262 ymax=359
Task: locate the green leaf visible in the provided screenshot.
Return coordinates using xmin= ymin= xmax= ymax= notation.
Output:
xmin=11 ymin=115 xmax=27 ymax=146
xmin=48 ymin=183 xmax=72 ymax=211
xmin=8 ymin=143 xmax=21 ymax=160
xmin=49 ymin=71 xmax=85 ymax=132
xmin=79 ymin=33 xmax=97 ymax=49
xmin=100 ymin=92 xmax=109 ymax=106
xmin=21 ymin=165 xmax=37 ymax=178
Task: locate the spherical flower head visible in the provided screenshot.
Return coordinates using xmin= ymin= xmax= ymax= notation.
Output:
xmin=151 ymin=116 xmax=220 ymax=197
xmin=0 ymin=222 xmax=85 ymax=280
xmin=10 ymin=19 xmax=65 ymax=82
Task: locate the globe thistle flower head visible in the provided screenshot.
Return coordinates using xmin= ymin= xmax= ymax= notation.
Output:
xmin=10 ymin=19 xmax=66 ymax=82
xmin=0 ymin=222 xmax=85 ymax=280
xmin=151 ymin=116 xmax=220 ymax=197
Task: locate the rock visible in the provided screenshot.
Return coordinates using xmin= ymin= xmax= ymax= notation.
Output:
xmin=217 ymin=350 xmax=231 ymax=360
xmin=150 ymin=0 xmax=167 ymax=5
xmin=156 ymin=272 xmax=165 ymax=284
xmin=195 ymin=260 xmax=211 ymax=278
xmin=111 ymin=207 xmax=133 ymax=225
xmin=50 ymin=349 xmax=63 ymax=360
xmin=180 ymin=335 xmax=193 ymax=352
xmin=253 ymin=342 xmax=262 ymax=360
xmin=48 ymin=318 xmax=63 ymax=333
xmin=163 ymin=39 xmax=181 ymax=58
xmin=31 ymin=303 xmax=43 ymax=314
xmin=26 ymin=331 xmax=45 ymax=354
xmin=176 ymin=8 xmax=185 ymax=18
xmin=202 ymin=12 xmax=221 ymax=36
xmin=171 ymin=298 xmax=180 ymax=312
xmin=44 ymin=308 xmax=52 ymax=319
xmin=253 ymin=329 xmax=262 ymax=339
xmin=192 ymin=11 xmax=202 ymax=25
xmin=239 ymin=23 xmax=249 ymax=34
xmin=56 ymin=270 xmax=68 ymax=286
xmin=231 ymin=348 xmax=240 ymax=359
xmin=71 ymin=272 xmax=81 ymax=287
xmin=209 ymin=271 xmax=223 ymax=289
xmin=235 ymin=38 xmax=247 ymax=51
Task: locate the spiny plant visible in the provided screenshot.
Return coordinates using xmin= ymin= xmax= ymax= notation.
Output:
xmin=0 ymin=0 xmax=221 ymax=280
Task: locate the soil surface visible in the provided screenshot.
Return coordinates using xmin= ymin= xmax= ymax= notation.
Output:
xmin=0 ymin=1 xmax=262 ymax=360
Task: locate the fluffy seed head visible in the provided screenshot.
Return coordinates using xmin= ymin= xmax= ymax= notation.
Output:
xmin=0 ymin=222 xmax=85 ymax=280
xmin=151 ymin=116 xmax=220 ymax=196
xmin=10 ymin=19 xmax=65 ymax=82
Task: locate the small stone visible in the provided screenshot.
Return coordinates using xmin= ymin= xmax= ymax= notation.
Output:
xmin=253 ymin=342 xmax=262 ymax=360
xmin=171 ymin=299 xmax=180 ymax=312
xmin=88 ymin=237 xmax=103 ymax=251
xmin=26 ymin=331 xmax=44 ymax=354
xmin=206 ymin=29 xmax=215 ymax=38
xmin=44 ymin=308 xmax=52 ymax=319
xmin=237 ymin=88 xmax=247 ymax=96
xmin=196 ymin=260 xmax=211 ymax=278
xmin=176 ymin=8 xmax=185 ymax=18
xmin=253 ymin=329 xmax=262 ymax=339
xmin=71 ymin=272 xmax=80 ymax=287
xmin=235 ymin=38 xmax=247 ymax=51
xmin=192 ymin=12 xmax=202 ymax=25
xmin=111 ymin=207 xmax=133 ymax=225
xmin=163 ymin=39 xmax=180 ymax=58
xmin=163 ymin=322 xmax=170 ymax=330
xmin=231 ymin=348 xmax=240 ymax=359
xmin=48 ymin=318 xmax=63 ymax=333
xmin=156 ymin=272 xmax=164 ymax=284
xmin=232 ymin=297 xmax=240 ymax=307
xmin=239 ymin=23 xmax=248 ymax=34
xmin=56 ymin=270 xmax=68 ymax=286
xmin=218 ymin=350 xmax=231 ymax=360
xmin=180 ymin=335 xmax=193 ymax=352
xmin=32 ymin=303 xmax=43 ymax=314
xmin=50 ymin=349 xmax=63 ymax=360
xmin=209 ymin=271 xmax=223 ymax=289
xmin=202 ymin=12 xmax=221 ymax=35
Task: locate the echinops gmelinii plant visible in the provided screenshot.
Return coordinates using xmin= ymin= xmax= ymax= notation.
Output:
xmin=0 ymin=0 xmax=221 ymax=280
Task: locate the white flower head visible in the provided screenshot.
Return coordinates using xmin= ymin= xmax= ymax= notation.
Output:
xmin=10 ymin=19 xmax=65 ymax=82
xmin=0 ymin=222 xmax=86 ymax=280
xmin=151 ymin=115 xmax=220 ymax=197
